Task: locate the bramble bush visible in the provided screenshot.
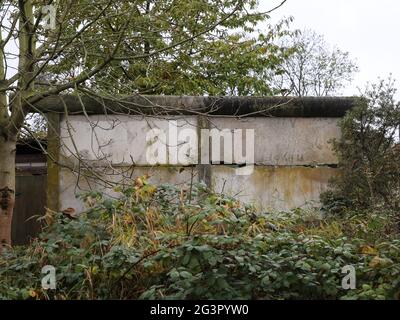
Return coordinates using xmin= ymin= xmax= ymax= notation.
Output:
xmin=1 ymin=177 xmax=399 ymax=300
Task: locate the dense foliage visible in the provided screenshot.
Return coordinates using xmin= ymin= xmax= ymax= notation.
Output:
xmin=28 ymin=0 xmax=294 ymax=96
xmin=321 ymin=78 xmax=400 ymax=215
xmin=1 ymin=178 xmax=399 ymax=300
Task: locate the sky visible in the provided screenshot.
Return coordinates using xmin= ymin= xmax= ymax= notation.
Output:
xmin=261 ymin=0 xmax=400 ymax=96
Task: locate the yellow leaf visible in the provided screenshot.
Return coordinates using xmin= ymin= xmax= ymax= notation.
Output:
xmin=29 ymin=289 xmax=37 ymax=298
xmin=91 ymin=266 xmax=99 ymax=275
xmin=360 ymin=245 xmax=378 ymax=255
xmin=135 ymin=177 xmax=144 ymax=188
xmin=369 ymin=256 xmax=393 ymax=268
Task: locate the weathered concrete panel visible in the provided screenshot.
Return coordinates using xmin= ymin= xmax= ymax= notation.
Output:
xmin=60 ymin=115 xmax=340 ymax=167
xmin=211 ymin=166 xmax=338 ymax=211
xmin=59 ymin=115 xmax=198 ymax=166
xmin=60 ymin=165 xmax=336 ymax=213
xmin=59 ymin=166 xmax=196 ymax=212
xmin=57 ymin=113 xmax=343 ymax=213
xmin=210 ymin=117 xmax=340 ymax=165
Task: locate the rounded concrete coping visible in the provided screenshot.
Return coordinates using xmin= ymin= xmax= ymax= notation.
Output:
xmin=29 ymin=95 xmax=360 ymax=117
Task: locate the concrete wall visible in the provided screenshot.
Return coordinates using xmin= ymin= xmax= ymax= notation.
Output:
xmin=55 ymin=113 xmax=341 ymax=212
xmin=211 ymin=166 xmax=337 ymax=211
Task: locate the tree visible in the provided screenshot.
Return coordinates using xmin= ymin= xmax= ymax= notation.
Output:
xmin=322 ymin=77 xmax=400 ymax=214
xmin=271 ymin=29 xmax=358 ymax=96
xmin=0 ymin=0 xmax=289 ymax=250
xmin=39 ymin=1 xmax=293 ymax=96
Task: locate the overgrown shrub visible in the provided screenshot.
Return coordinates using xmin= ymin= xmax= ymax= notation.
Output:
xmin=322 ymin=78 xmax=400 ymax=214
xmin=1 ymin=178 xmax=399 ymax=300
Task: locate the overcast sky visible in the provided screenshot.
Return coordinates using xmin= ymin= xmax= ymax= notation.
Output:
xmin=262 ymin=0 xmax=399 ymax=96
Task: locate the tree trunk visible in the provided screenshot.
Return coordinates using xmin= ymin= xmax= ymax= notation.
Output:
xmin=0 ymin=135 xmax=16 ymax=252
